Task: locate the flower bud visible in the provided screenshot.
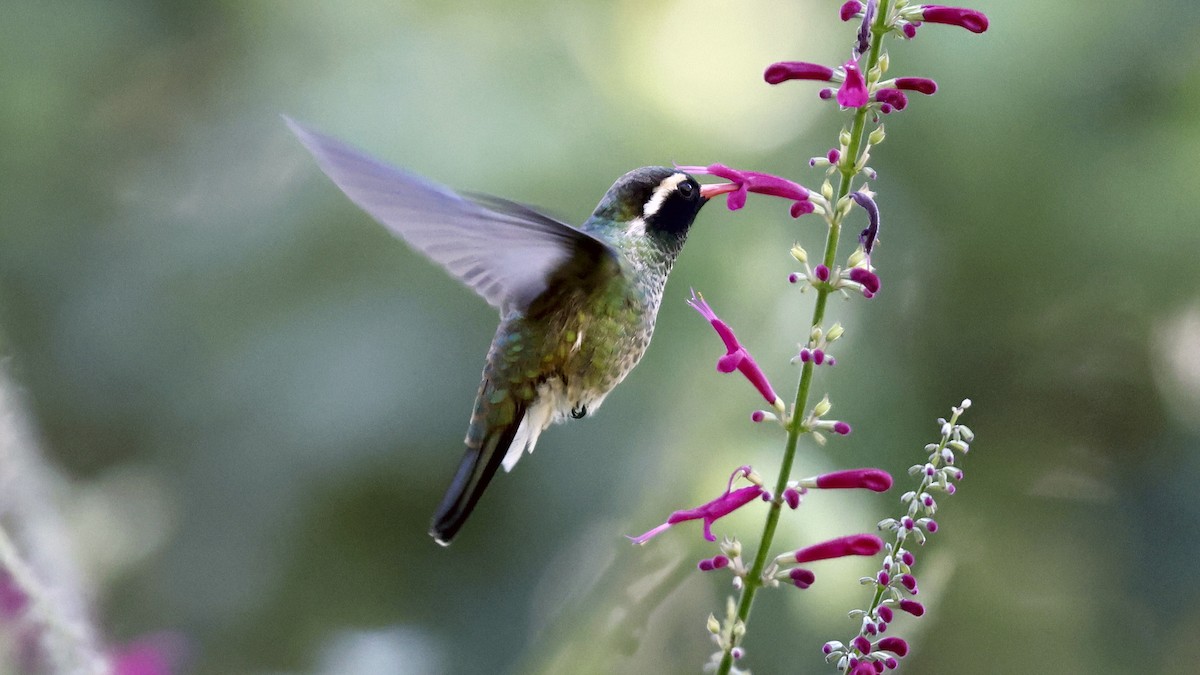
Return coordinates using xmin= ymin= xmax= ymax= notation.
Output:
xmin=813 ymin=395 xmax=832 ymax=417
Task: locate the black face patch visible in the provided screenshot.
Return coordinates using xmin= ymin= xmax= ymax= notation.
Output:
xmin=643 ymin=173 xmax=704 ymax=238
xmin=588 ymin=167 xmax=707 ymax=240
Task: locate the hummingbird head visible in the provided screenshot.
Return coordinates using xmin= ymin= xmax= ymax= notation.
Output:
xmin=590 ymin=166 xmax=709 ymax=252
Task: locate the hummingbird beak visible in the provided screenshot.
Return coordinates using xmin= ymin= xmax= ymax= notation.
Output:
xmin=699 ymin=182 xmax=740 ymax=201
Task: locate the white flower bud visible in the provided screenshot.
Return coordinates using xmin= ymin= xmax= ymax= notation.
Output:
xmin=813 ymin=395 xmax=832 ymax=417
xmin=790 ymin=243 xmax=808 ymax=263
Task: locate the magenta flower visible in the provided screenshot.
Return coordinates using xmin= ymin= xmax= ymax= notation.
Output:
xmin=803 ymin=468 xmax=893 ymax=492
xmin=789 ymin=568 xmax=816 ymax=589
xmin=681 ymin=163 xmax=811 ymax=218
xmin=850 ymin=660 xmax=876 ymax=674
xmin=878 ymin=605 xmax=894 ymax=623
xmin=898 ymin=599 xmax=926 ymax=616
xmin=874 ymin=88 xmax=909 ymax=112
xmin=839 ymin=0 xmax=863 ymax=21
xmin=764 ymin=61 xmax=834 ymax=85
xmin=837 ymin=59 xmax=869 ymax=107
xmin=895 ymin=77 xmax=938 ymax=95
xmin=793 ymin=534 xmax=883 ymax=563
xmin=687 ymin=290 xmax=782 ymax=408
xmin=875 ymin=636 xmax=910 ymax=657
xmin=783 ymin=486 xmax=802 ymax=509
xmin=919 ymin=5 xmax=989 ymax=33
xmin=848 ymin=267 xmax=881 ymax=296
xmin=629 ymin=466 xmax=765 ymax=544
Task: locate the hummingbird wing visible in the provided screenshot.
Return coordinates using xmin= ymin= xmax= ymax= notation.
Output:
xmin=284 ymin=117 xmax=620 ymax=312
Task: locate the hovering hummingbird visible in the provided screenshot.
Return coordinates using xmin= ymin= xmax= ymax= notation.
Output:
xmin=285 ymin=117 xmax=730 ymax=544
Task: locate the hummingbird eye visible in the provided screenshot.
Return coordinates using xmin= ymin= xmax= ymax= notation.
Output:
xmin=677 ymin=181 xmax=696 ymax=200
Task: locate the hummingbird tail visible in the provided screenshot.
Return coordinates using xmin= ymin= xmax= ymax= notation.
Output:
xmin=430 ymin=401 xmax=527 ymax=546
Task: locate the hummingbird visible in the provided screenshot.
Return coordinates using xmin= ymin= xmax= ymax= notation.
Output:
xmin=284 ymin=117 xmax=728 ymax=544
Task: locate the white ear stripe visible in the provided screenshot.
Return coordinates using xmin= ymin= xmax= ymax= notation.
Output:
xmin=642 ymin=173 xmax=689 ymax=219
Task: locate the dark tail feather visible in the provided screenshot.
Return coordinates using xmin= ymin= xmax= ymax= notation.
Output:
xmin=429 ymin=404 xmax=526 ymax=546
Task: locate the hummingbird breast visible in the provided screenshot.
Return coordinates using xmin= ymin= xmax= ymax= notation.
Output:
xmin=484 ymin=261 xmax=668 ymax=472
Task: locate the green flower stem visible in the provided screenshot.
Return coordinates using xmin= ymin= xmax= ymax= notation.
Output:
xmin=715 ymin=4 xmax=892 ymax=673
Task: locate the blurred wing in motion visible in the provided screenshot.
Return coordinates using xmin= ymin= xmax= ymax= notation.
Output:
xmin=284 ymin=116 xmax=617 ymax=312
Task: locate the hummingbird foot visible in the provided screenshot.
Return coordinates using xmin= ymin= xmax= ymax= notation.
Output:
xmin=570 ymin=404 xmax=587 ymax=419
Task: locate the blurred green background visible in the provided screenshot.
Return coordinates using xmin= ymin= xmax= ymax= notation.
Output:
xmin=2 ymin=1 xmax=1199 ymax=673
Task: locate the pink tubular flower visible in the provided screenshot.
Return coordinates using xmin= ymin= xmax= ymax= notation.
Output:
xmin=804 ymin=468 xmax=893 ymax=492
xmin=837 ymin=59 xmax=869 ymax=107
xmin=876 ymin=636 xmax=910 ymax=657
xmin=895 ymin=77 xmax=937 ymax=95
xmin=919 ymin=5 xmax=989 ymax=33
xmin=764 ymin=61 xmax=834 ymax=85
xmin=680 ymin=163 xmax=811 ymax=218
xmin=839 ymin=0 xmax=863 ymax=21
xmin=687 ymin=290 xmax=782 ymax=408
xmin=898 ymin=599 xmax=926 ymax=616
xmin=793 ymin=534 xmax=884 ymax=563
xmin=628 ymin=466 xmax=765 ymax=544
